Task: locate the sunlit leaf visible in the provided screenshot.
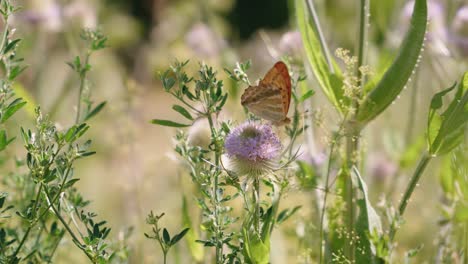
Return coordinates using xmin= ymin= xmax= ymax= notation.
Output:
xmin=295 ymin=0 xmax=346 ymax=113
xmin=353 ymin=167 xmax=383 ymax=263
xmin=427 ymin=72 xmax=468 ymax=156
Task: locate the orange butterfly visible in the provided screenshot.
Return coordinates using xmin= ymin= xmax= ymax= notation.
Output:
xmin=241 ymin=61 xmax=292 ymax=125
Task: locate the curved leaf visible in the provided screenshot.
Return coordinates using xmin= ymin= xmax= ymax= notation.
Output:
xmin=295 ymin=0 xmax=346 ymax=113
xmin=428 ymin=72 xmax=468 ymax=156
xmin=357 ymin=0 xmax=427 ymax=123
xmin=353 ymin=167 xmax=383 ymax=263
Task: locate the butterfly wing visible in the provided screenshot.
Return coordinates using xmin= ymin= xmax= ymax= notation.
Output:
xmin=241 ymin=61 xmax=291 ymax=124
xmin=241 ymin=84 xmax=286 ymax=122
xmin=259 ymin=61 xmax=291 ymax=116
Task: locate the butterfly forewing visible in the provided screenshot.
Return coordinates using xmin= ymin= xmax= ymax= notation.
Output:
xmin=241 ymin=61 xmax=292 ymax=125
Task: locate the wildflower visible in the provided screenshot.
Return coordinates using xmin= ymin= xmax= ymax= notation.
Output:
xmin=368 ymin=153 xmax=397 ymax=184
xmin=185 ymin=23 xmax=225 ymax=58
xmin=14 ymin=2 xmax=62 ymax=32
xmin=451 ymin=6 xmax=468 ymax=56
xmin=224 ymin=122 xmax=281 ymax=176
xmin=278 ymin=31 xmax=303 ymax=56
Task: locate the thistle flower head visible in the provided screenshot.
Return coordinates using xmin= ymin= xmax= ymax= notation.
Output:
xmin=224 ymin=122 xmax=282 ymax=176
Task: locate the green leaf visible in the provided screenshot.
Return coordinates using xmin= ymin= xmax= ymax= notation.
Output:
xmin=1 ymin=98 xmax=26 ymax=123
xmin=64 ymin=126 xmax=78 ymax=142
xmin=353 ymin=167 xmax=383 ymax=263
xmin=357 ymin=0 xmax=427 ymax=124
xmin=150 ymin=119 xmax=191 ymax=127
xmin=428 ymin=72 xmax=468 ymax=156
xmin=8 ymin=65 xmax=27 ymax=80
xmin=295 ymin=0 xmax=346 ymax=113
xmin=298 ymin=89 xmax=315 ymax=103
xmin=0 ymin=130 xmax=13 ymax=152
xmin=170 ymin=228 xmax=189 ymax=246
xmin=84 ymin=101 xmax=107 ymax=121
xmin=276 ymin=206 xmax=301 ymax=225
xmin=295 ymin=160 xmax=317 ymax=189
xmin=63 ymin=179 xmax=80 ymax=189
xmin=172 ymin=105 xmax=193 ymax=120
xmin=242 ymin=228 xmax=270 ymax=264
xmin=3 ymin=39 xmax=21 ymax=54
xmin=162 ymin=228 xmax=170 ymax=244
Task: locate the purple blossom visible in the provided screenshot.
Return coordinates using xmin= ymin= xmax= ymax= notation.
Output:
xmin=368 ymin=153 xmax=397 ymax=183
xmin=279 ymin=31 xmax=303 ymax=56
xmin=185 ymin=23 xmax=225 ymax=58
xmin=224 ymin=122 xmax=281 ymax=176
xmin=225 ymin=122 xmax=281 ymax=161
xmin=451 ymin=6 xmax=468 ymax=56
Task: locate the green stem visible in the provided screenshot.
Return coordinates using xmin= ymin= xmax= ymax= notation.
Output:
xmin=206 ymin=113 xmax=223 ymax=263
xmin=356 ymin=0 xmax=369 ymax=89
xmin=75 ymin=51 xmax=91 ymax=124
xmin=389 ymin=153 xmax=432 ymax=241
xmin=305 ymin=0 xmax=334 ymax=73
xmin=43 ymin=185 xmax=95 ymax=262
xmin=253 ymin=176 xmax=261 ymax=234
xmin=11 ymin=183 xmax=43 ymax=259
xmin=318 ymin=139 xmax=336 ymax=263
xmin=344 ymin=128 xmax=357 ymax=262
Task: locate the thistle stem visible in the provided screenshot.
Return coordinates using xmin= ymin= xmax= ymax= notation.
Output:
xmin=253 ymin=176 xmax=261 ymax=234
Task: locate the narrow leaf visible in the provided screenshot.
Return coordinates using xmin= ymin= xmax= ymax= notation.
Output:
xmin=172 ymin=105 xmax=193 ymax=120
xmin=353 ymin=167 xmax=382 ymax=263
xmin=295 ymin=0 xmax=346 ymax=113
xmin=162 ymin=228 xmax=170 ymax=244
xmin=150 ymin=119 xmax=191 ymax=127
xmin=84 ymin=101 xmax=107 ymax=121
xmin=170 ymin=228 xmax=190 ymax=246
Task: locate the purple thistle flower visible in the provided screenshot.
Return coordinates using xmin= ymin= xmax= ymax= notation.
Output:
xmin=224 ymin=122 xmax=282 ymax=176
